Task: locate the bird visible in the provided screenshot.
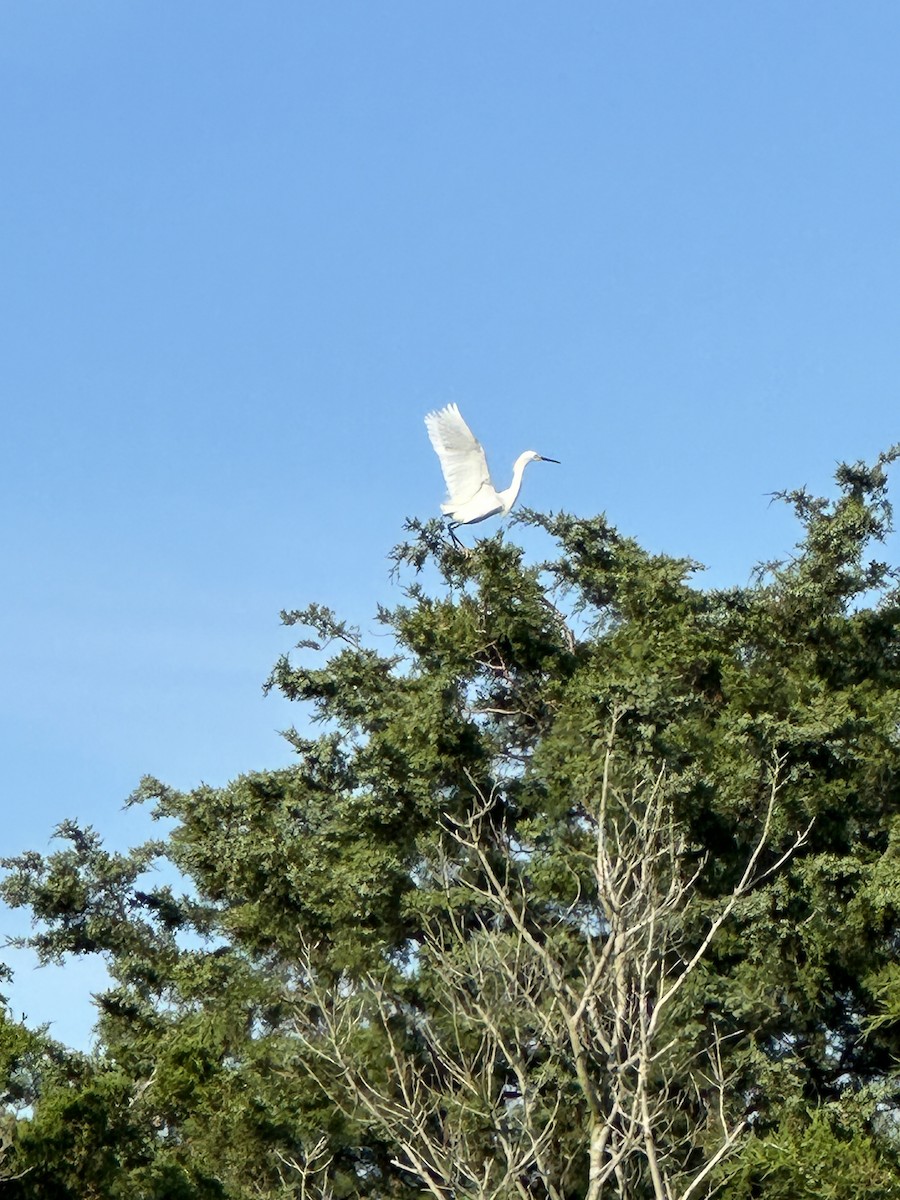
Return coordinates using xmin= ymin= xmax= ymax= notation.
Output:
xmin=425 ymin=403 xmax=559 ymax=549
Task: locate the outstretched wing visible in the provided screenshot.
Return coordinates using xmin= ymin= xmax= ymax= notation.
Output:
xmin=424 ymin=403 xmax=492 ymax=505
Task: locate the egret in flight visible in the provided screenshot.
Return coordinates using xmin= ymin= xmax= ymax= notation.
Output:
xmin=425 ymin=403 xmax=559 ymax=549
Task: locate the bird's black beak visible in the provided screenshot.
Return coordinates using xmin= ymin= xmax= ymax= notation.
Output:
xmin=540 ymin=456 xmax=560 ymax=464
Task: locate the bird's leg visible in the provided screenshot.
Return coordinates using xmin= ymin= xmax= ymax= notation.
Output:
xmin=447 ymin=522 xmax=470 ymax=556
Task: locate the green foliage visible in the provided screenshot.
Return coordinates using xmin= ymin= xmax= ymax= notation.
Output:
xmin=1 ymin=450 xmax=900 ymax=1195
xmin=722 ymin=1106 xmax=900 ymax=1200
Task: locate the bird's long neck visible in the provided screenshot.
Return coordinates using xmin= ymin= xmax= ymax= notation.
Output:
xmin=498 ymin=451 xmax=535 ymax=515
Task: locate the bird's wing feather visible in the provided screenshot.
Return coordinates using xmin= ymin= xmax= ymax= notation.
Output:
xmin=424 ymin=403 xmax=492 ymax=505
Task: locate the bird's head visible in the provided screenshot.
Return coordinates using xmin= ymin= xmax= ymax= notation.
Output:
xmin=527 ymin=451 xmax=560 ymax=465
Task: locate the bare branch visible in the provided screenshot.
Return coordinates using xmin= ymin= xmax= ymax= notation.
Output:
xmin=287 ymin=727 xmax=809 ymax=1200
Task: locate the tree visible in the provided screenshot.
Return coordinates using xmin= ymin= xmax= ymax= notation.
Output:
xmin=2 ymin=450 xmax=900 ymax=1197
xmin=291 ymin=732 xmax=810 ymax=1200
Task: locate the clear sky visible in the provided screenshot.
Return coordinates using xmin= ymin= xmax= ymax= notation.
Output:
xmin=2 ymin=2 xmax=899 ymax=1046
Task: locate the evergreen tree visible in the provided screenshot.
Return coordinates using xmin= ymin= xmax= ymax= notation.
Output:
xmin=2 ymin=451 xmax=900 ymax=1197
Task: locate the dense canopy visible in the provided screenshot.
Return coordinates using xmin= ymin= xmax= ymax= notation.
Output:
xmin=2 ymin=451 xmax=900 ymax=1198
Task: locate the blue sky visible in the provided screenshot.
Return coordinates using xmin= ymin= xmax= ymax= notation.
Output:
xmin=2 ymin=2 xmax=899 ymax=1046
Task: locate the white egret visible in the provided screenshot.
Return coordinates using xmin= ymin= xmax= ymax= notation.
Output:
xmin=425 ymin=403 xmax=559 ymax=549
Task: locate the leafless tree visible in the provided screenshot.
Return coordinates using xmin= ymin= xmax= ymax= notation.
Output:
xmin=0 ymin=1111 xmax=32 ymax=1184
xmin=270 ymin=1136 xmax=334 ymax=1200
xmin=290 ymin=714 xmax=811 ymax=1199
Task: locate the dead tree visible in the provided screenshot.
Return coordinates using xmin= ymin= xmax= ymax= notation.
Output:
xmin=290 ymin=715 xmax=811 ymax=1199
